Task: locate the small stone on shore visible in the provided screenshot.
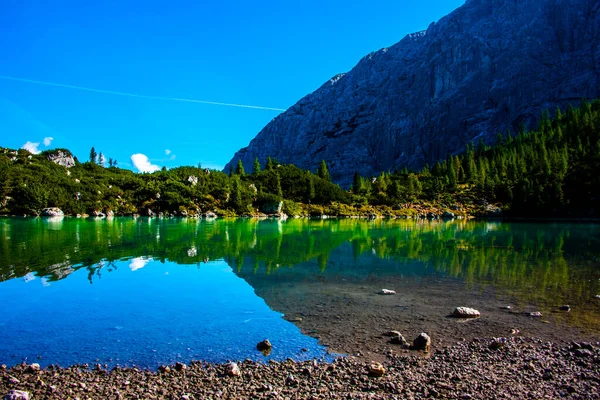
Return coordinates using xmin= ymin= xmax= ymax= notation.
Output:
xmin=559 ymin=305 xmax=571 ymax=311
xmin=368 ymin=362 xmax=385 ymax=377
xmin=389 ymin=331 xmax=409 ymax=347
xmin=527 ymin=312 xmax=543 ymax=317
xmin=378 ymin=289 xmax=396 ymax=295
xmin=25 ymin=364 xmax=40 ymax=373
xmin=411 ymin=332 xmax=431 ymax=351
xmin=452 ymin=307 xmax=480 ymax=318
xmin=3 ymin=390 xmax=31 ymax=400
xmin=225 ymin=362 xmax=241 ymax=377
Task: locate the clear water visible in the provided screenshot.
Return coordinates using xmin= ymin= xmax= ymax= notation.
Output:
xmin=0 ymin=217 xmax=599 ymax=369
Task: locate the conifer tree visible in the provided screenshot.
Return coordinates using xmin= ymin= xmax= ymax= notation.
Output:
xmin=317 ymin=160 xmax=330 ymax=181
xmin=253 ymin=157 xmax=261 ymax=174
xmin=307 ymin=174 xmax=315 ymax=203
xmin=89 ymin=147 xmax=97 ymax=163
xmin=266 ymin=156 xmax=275 ymax=171
xmin=235 ymin=159 xmax=245 ymax=175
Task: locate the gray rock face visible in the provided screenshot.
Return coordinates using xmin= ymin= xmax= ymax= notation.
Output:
xmin=46 ymin=150 xmax=75 ymax=168
xmin=41 ymin=207 xmax=64 ymax=217
xmin=225 ymin=0 xmax=600 ymax=186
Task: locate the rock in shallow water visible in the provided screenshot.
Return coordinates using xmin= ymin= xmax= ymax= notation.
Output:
xmin=378 ymin=289 xmax=396 ymax=295
xmin=257 ymin=339 xmax=273 ymax=352
xmin=41 ymin=208 xmax=64 ymax=217
xmin=452 ymin=307 xmax=481 ymax=318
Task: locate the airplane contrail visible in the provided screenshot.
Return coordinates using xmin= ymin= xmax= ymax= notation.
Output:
xmin=0 ymin=75 xmax=287 ymax=112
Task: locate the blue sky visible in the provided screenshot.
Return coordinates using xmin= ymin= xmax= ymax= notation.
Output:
xmin=0 ymin=0 xmax=464 ymax=172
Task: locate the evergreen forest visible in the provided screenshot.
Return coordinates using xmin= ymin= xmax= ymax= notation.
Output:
xmin=0 ymin=100 xmax=598 ymax=218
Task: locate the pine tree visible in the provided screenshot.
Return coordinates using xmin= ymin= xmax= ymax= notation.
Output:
xmin=266 ymin=156 xmax=274 ymax=171
xmin=235 ymin=159 xmax=245 ymax=175
xmin=253 ymin=157 xmax=261 ymax=174
xmin=89 ymin=147 xmax=97 ymax=163
xmin=276 ymin=173 xmax=283 ymax=199
xmin=99 ymin=152 xmax=106 ymax=167
xmin=307 ymin=174 xmax=315 ymax=203
xmin=317 ymin=160 xmax=330 ymax=181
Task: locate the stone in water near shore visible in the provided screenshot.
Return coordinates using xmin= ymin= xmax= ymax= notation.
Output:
xmin=378 ymin=289 xmax=396 ymax=295
xmin=527 ymin=312 xmax=543 ymax=317
xmin=257 ymin=339 xmax=272 ymax=352
xmin=559 ymin=305 xmax=571 ymax=311
xmin=174 ymin=362 xmax=187 ymax=371
xmin=41 ymin=208 xmax=64 ymax=217
xmin=3 ymin=390 xmax=31 ymax=400
xmin=452 ymin=307 xmax=481 ymax=318
xmin=411 ymin=332 xmax=431 ymax=352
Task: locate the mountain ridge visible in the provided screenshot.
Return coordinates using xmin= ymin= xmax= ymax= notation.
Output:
xmin=225 ymin=0 xmax=600 ymax=186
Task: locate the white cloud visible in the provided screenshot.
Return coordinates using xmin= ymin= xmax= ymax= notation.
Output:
xmin=21 ymin=141 xmax=41 ymax=154
xmin=43 ymin=136 xmax=54 ymax=146
xmin=131 ymin=153 xmax=160 ymax=173
xmin=129 ymin=257 xmax=150 ymax=271
xmin=165 ymin=149 xmax=171 ymax=155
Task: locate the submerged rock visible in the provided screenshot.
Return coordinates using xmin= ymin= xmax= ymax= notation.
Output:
xmin=452 ymin=307 xmax=481 ymax=318
xmin=257 ymin=339 xmax=273 ymax=352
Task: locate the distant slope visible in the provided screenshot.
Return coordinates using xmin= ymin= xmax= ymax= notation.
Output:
xmin=225 ymin=0 xmax=600 ymax=186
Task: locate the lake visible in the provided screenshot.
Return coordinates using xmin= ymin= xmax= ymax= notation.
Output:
xmin=0 ymin=217 xmax=599 ymax=369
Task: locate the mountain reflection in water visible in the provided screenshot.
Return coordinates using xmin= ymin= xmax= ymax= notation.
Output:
xmin=0 ymin=217 xmax=599 ymax=367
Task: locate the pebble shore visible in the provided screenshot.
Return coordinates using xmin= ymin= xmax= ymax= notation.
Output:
xmin=2 ymin=337 xmax=599 ymax=399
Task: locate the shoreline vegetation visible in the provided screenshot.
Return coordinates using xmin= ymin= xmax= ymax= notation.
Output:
xmin=1 ymin=101 xmax=599 ymax=220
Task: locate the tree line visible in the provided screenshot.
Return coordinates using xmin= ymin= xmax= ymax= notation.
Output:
xmin=0 ymin=100 xmax=598 ymax=218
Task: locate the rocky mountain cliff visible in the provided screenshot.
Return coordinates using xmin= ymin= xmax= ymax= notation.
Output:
xmin=225 ymin=0 xmax=600 ymax=186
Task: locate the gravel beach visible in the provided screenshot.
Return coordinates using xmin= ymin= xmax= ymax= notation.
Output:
xmin=2 ymin=337 xmax=599 ymax=399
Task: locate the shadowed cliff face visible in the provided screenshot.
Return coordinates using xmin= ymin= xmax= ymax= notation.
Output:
xmin=225 ymin=0 xmax=600 ymax=186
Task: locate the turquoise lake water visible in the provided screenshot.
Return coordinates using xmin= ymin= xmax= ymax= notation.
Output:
xmin=0 ymin=217 xmax=598 ymax=369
